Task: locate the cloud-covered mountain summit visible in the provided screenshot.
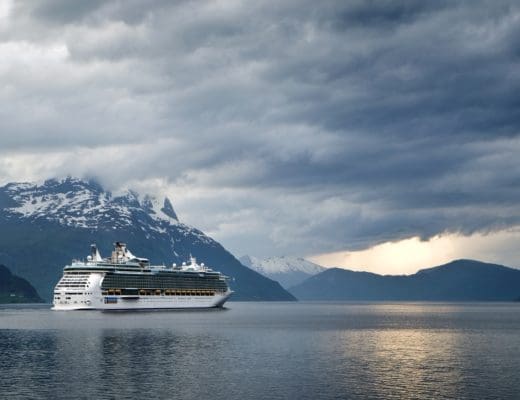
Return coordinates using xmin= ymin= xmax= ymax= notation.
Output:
xmin=0 ymin=178 xmax=294 ymax=301
xmin=3 ymin=178 xmax=180 ymax=230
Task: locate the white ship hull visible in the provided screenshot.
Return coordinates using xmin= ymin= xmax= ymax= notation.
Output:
xmin=52 ymin=291 xmax=232 ymax=311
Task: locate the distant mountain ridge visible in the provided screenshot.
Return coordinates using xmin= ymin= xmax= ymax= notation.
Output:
xmin=289 ymin=259 xmax=520 ymax=301
xmin=0 ymin=265 xmax=43 ymax=303
xmin=240 ymin=255 xmax=326 ymax=289
xmin=0 ymin=177 xmax=295 ymax=302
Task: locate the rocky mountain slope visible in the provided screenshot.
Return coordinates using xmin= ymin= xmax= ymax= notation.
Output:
xmin=239 ymin=255 xmax=326 ymax=289
xmin=289 ymin=259 xmax=520 ymax=301
xmin=0 ymin=178 xmax=295 ymax=301
xmin=0 ymin=264 xmax=43 ymax=303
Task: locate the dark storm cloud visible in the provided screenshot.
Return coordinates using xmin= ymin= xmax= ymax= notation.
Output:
xmin=1 ymin=0 xmax=519 ymax=256
xmin=29 ymin=0 xmax=106 ymax=24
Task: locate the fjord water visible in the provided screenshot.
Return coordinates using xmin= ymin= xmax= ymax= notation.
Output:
xmin=1 ymin=303 xmax=519 ymax=399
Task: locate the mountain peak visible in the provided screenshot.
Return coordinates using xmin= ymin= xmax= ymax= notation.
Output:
xmin=141 ymin=194 xmax=179 ymax=223
xmin=416 ymin=259 xmax=509 ymax=275
xmin=161 ymin=197 xmax=178 ymax=221
xmin=0 ymin=177 xmax=181 ymax=229
xmin=249 ymin=255 xmax=326 ymax=275
xmin=241 ymin=255 xmax=326 ymax=289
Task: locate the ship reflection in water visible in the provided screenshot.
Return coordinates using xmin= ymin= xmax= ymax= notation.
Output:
xmin=0 ymin=302 xmax=519 ymax=399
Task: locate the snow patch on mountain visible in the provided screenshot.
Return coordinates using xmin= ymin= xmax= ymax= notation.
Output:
xmin=239 ymin=255 xmax=326 ymax=288
xmin=6 ymin=185 xmax=109 ymax=228
xmin=241 ymin=255 xmax=326 ymax=275
xmin=143 ymin=195 xmax=178 ymax=224
xmin=0 ymin=177 xmax=217 ymax=245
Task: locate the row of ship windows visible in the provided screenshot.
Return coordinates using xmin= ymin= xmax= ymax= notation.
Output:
xmin=102 ymin=281 xmax=226 ymax=289
xmin=104 ymin=275 xmax=222 ymax=282
xmin=54 ymin=292 xmax=93 ymax=299
xmin=61 ymin=276 xmax=89 ymax=279
xmin=55 ymin=300 xmax=91 ymax=304
xmin=56 ymin=285 xmax=88 ymax=288
xmin=59 ymin=281 xmax=89 ymax=285
xmin=103 ymin=289 xmax=221 ymax=296
xmin=64 ymin=273 xmax=91 ymax=276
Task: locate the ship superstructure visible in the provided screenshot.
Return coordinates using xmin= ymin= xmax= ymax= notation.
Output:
xmin=52 ymin=242 xmax=233 ymax=310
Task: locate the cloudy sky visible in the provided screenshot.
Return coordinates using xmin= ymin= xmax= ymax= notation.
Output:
xmin=1 ymin=0 xmax=519 ymax=273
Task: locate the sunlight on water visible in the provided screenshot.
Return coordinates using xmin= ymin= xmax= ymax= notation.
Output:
xmin=0 ymin=303 xmax=519 ymax=399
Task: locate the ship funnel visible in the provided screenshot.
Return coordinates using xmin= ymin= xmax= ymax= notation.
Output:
xmin=90 ymin=244 xmax=102 ymax=262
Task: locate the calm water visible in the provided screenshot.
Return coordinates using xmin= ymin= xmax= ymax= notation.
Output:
xmin=1 ymin=302 xmax=519 ymax=399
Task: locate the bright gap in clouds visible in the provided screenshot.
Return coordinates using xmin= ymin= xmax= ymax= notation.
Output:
xmin=309 ymin=229 xmax=520 ymax=275
xmin=0 ymin=0 xmax=11 ymax=20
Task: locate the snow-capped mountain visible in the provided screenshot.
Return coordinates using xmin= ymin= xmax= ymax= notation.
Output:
xmin=3 ymin=178 xmax=180 ymax=232
xmin=239 ymin=255 xmax=326 ymax=289
xmin=2 ymin=178 xmax=213 ymax=249
xmin=0 ymin=177 xmax=295 ymax=302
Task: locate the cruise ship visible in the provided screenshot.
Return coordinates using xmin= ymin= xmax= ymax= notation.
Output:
xmin=52 ymin=242 xmax=233 ymax=310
